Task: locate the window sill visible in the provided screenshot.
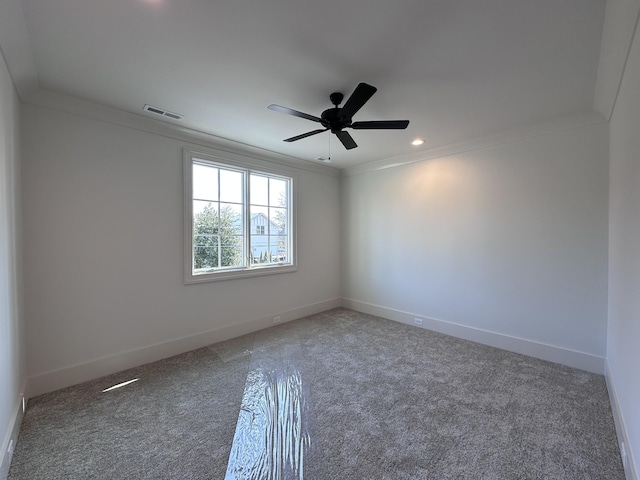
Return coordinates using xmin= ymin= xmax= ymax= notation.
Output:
xmin=184 ymin=264 xmax=297 ymax=284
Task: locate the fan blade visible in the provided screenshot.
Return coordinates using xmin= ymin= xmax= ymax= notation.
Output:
xmin=284 ymin=129 xmax=328 ymax=142
xmin=268 ymin=104 xmax=322 ymax=123
xmin=351 ymin=120 xmax=410 ymax=130
xmin=339 ymin=83 xmax=377 ymax=120
xmin=335 ymin=131 xmax=358 ymax=150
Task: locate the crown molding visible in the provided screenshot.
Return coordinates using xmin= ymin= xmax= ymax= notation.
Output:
xmin=0 ymin=0 xmax=39 ymax=101
xmin=342 ymin=111 xmax=608 ymax=177
xmin=24 ymin=88 xmax=341 ymax=178
xmin=594 ymin=0 xmax=640 ymax=121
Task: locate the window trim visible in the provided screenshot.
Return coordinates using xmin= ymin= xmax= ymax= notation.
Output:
xmin=184 ymin=148 xmax=297 ymax=284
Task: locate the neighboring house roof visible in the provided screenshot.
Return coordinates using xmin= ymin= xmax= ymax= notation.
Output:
xmin=231 ymin=213 xmax=285 ymax=235
xmin=251 ymin=213 xmax=285 ymax=235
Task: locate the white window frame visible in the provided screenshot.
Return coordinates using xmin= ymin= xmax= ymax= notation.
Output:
xmin=184 ymin=148 xmax=297 ymax=284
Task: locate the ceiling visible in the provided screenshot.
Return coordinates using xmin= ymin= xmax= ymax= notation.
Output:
xmin=8 ymin=0 xmax=606 ymax=169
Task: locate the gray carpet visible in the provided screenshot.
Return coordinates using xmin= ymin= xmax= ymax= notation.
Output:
xmin=8 ymin=308 xmax=625 ymax=479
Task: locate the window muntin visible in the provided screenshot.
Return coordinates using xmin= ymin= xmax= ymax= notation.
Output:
xmin=185 ymin=151 xmax=295 ymax=283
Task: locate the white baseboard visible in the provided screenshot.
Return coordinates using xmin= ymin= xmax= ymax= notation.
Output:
xmin=26 ymin=298 xmax=342 ymax=398
xmin=605 ymin=359 xmax=638 ymax=480
xmin=342 ymin=298 xmax=605 ymax=374
xmin=0 ymin=380 xmax=27 ymax=480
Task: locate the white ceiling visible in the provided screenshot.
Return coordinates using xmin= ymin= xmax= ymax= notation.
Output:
xmin=10 ymin=0 xmax=606 ymax=169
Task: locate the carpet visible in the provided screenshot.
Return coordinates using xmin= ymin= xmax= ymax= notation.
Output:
xmin=8 ymin=308 xmax=625 ymax=479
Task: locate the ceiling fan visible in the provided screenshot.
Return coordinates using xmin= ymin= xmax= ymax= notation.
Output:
xmin=268 ymin=82 xmax=410 ymax=150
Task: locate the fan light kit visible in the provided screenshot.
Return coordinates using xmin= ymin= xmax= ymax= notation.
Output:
xmin=268 ymin=83 xmax=410 ymax=151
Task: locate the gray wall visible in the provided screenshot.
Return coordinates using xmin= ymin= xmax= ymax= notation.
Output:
xmin=0 ymin=47 xmax=24 ymax=476
xmin=341 ymin=121 xmax=609 ymax=361
xmin=21 ymin=103 xmax=341 ymax=393
xmin=607 ymin=8 xmax=640 ymax=477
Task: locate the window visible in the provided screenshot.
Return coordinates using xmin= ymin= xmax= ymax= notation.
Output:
xmin=184 ymin=150 xmax=296 ymax=283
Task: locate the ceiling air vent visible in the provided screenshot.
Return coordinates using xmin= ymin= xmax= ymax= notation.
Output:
xmin=143 ymin=104 xmax=184 ymax=121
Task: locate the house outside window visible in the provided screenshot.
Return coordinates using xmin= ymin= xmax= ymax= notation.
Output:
xmin=184 ymin=149 xmax=296 ymax=283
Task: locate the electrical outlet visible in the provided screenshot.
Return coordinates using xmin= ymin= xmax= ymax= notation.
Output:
xmin=620 ymin=441 xmax=627 ymax=469
xmin=273 ymin=316 xmax=281 ymax=324
xmin=414 ymin=318 xmax=423 ymax=326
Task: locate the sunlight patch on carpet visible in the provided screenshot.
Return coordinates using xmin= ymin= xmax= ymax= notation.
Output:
xmin=101 ymin=378 xmax=139 ymax=392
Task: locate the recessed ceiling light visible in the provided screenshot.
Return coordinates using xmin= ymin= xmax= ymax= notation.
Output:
xmin=411 ymin=138 xmax=425 ymax=146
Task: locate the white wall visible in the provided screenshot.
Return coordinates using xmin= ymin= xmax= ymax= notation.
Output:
xmin=342 ymin=121 xmax=609 ymax=371
xmin=0 ymin=48 xmax=25 ymax=477
xmin=607 ymin=7 xmax=640 ymax=477
xmin=21 ymin=102 xmax=341 ymax=395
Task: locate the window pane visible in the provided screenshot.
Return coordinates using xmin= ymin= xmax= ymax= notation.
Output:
xmin=220 ymin=236 xmax=243 ymax=268
xmin=250 ymin=206 xmax=269 ymax=265
xmin=193 ymin=164 xmax=218 ymax=201
xmin=250 ymin=234 xmax=270 ymax=264
xmin=250 ymin=174 xmax=269 ymax=206
xmin=193 ymin=202 xmax=220 ymax=272
xmin=269 ymin=178 xmax=287 ymax=207
xmin=193 ymin=200 xmax=215 ymax=217
xmin=251 ymin=206 xmax=269 ymax=230
xmin=220 ymin=169 xmax=243 ymax=203
xmin=193 ymin=246 xmax=218 ymax=271
xmin=270 ymin=207 xmax=287 ymax=234
xmin=193 ymin=201 xmax=219 ymax=235
xmin=276 ymin=235 xmax=288 ymax=262
xmin=220 ymin=203 xmax=243 ymax=235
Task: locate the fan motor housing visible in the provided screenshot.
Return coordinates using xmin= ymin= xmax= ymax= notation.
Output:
xmin=321 ymin=107 xmax=351 ymax=132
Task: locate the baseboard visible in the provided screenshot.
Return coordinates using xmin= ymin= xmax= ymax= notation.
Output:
xmin=341 ymin=298 xmax=605 ymax=374
xmin=26 ymin=298 xmax=342 ymax=398
xmin=605 ymin=359 xmax=638 ymax=480
xmin=0 ymin=380 xmax=27 ymax=480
